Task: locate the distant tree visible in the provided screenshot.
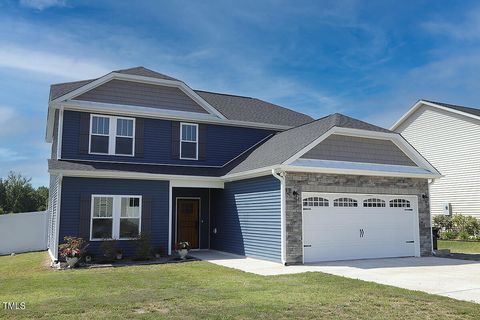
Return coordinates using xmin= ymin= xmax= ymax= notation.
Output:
xmin=0 ymin=172 xmax=49 ymax=214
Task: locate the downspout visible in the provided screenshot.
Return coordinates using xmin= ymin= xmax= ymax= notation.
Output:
xmin=272 ymin=169 xmax=287 ymax=265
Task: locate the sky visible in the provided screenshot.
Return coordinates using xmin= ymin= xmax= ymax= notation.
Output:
xmin=0 ymin=0 xmax=479 ymax=187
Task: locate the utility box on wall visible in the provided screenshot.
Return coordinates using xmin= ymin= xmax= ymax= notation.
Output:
xmin=443 ymin=203 xmax=452 ymax=216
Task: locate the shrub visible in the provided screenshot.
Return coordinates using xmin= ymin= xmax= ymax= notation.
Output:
xmin=452 ymin=214 xmax=479 ymax=236
xmin=133 ymin=233 xmax=151 ymax=261
xmin=440 ymin=230 xmax=457 ymax=240
xmin=458 ymin=231 xmax=470 ymax=240
xmin=100 ymin=240 xmax=118 ymax=262
xmin=59 ymin=236 xmax=88 ymax=259
xmin=433 ymin=215 xmax=453 ymax=231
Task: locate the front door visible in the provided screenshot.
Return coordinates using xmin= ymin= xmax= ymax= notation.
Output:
xmin=177 ymin=198 xmax=200 ymax=249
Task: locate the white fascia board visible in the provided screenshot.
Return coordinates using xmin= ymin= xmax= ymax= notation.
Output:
xmin=390 ymin=100 xmax=480 ymax=131
xmin=280 ymin=164 xmax=441 ymax=179
xmin=221 ymin=166 xmax=277 ymax=181
xmin=170 ymin=179 xmax=224 ymax=189
xmin=49 ymin=169 xmax=224 ymax=188
xmin=55 ymin=100 xmax=291 ymax=131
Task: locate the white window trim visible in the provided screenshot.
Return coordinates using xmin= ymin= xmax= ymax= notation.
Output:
xmin=179 ymin=122 xmax=199 ymax=160
xmin=90 ymin=194 xmax=142 ymax=241
xmin=89 ymin=114 xmax=136 ymax=157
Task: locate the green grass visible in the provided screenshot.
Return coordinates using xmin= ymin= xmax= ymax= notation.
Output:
xmin=438 ymin=240 xmax=480 ymax=254
xmin=0 ymin=252 xmax=479 ymax=319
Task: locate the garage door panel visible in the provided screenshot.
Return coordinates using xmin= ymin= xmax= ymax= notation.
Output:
xmin=302 ymin=193 xmax=418 ymax=263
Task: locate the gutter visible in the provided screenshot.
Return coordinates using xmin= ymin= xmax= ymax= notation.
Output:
xmin=272 ymin=168 xmax=287 ymax=265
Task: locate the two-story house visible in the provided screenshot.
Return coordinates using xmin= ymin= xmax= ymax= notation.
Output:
xmin=46 ymin=67 xmax=440 ymax=265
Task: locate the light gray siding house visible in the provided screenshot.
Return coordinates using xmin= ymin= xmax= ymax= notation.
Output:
xmin=392 ymin=100 xmax=480 ymax=218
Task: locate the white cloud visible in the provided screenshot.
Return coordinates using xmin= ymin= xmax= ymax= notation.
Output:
xmin=0 ymin=45 xmax=112 ymax=80
xmin=19 ymin=0 xmax=66 ymax=10
xmin=0 ymin=106 xmax=16 ymax=125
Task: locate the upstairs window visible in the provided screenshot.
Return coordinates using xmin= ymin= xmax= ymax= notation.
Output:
xmin=89 ymin=114 xmax=135 ymax=156
xmin=180 ymin=123 xmax=198 ymax=160
xmin=90 ymin=116 xmax=110 ymax=154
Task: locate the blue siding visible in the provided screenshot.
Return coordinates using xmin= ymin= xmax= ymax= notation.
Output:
xmin=211 ymin=175 xmax=281 ymax=261
xmin=171 ymin=188 xmax=210 ymax=249
xmin=61 ymin=110 xmax=273 ymax=167
xmin=59 ymin=177 xmax=169 ymax=257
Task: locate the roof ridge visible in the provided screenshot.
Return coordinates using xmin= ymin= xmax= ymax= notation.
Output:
xmin=195 ymin=89 xmax=253 ymax=99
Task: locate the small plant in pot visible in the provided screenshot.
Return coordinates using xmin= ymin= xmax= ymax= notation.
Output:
xmin=175 ymin=241 xmax=190 ymax=260
xmin=84 ymin=251 xmax=95 ymax=263
xmin=59 ymin=236 xmax=88 ymax=268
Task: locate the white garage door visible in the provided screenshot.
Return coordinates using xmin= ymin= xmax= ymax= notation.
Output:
xmin=302 ymin=193 xmax=419 ymax=263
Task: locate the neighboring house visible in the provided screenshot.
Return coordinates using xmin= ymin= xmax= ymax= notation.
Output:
xmin=392 ymin=100 xmax=480 ymax=219
xmin=45 ymin=67 xmax=440 ymax=265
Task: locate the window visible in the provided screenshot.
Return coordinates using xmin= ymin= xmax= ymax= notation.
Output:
xmin=390 ymin=199 xmax=411 ymax=208
xmin=180 ymin=123 xmax=198 ymax=160
xmin=303 ymin=197 xmax=329 ymax=207
xmin=91 ymin=195 xmax=142 ymax=240
xmin=91 ymin=196 xmax=113 ymax=239
xmin=334 ymin=198 xmax=358 ymax=207
xmin=89 ymin=114 xmax=135 ymax=156
xmin=90 ymin=116 xmax=110 ymax=154
xmin=363 ymin=198 xmax=386 ymax=207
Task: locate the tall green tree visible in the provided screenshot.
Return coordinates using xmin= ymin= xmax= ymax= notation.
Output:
xmin=0 ymin=172 xmax=49 ymax=214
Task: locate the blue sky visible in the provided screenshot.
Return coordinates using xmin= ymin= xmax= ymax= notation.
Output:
xmin=1 ymin=0 xmax=479 ymax=187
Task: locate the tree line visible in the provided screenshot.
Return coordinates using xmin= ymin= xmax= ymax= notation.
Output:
xmin=0 ymin=172 xmax=49 ymax=214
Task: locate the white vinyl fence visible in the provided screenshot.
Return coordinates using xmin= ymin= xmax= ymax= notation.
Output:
xmin=0 ymin=211 xmax=48 ymax=255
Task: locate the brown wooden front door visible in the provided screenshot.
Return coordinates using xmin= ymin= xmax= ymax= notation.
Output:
xmin=176 ymin=198 xmax=200 ymax=249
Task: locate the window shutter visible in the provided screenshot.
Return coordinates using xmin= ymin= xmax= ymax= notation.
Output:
xmin=141 ymin=196 xmax=152 ymax=236
xmin=198 ymin=124 xmax=207 ymax=161
xmin=171 ymin=122 xmax=180 ymax=159
xmin=135 ymin=118 xmax=144 ymax=157
xmin=79 ymin=113 xmax=90 ymax=154
xmin=79 ymin=193 xmax=91 ymax=240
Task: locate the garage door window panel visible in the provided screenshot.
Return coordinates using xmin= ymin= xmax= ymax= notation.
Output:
xmin=363 ymin=198 xmax=386 ymax=207
xmin=389 ymin=199 xmax=411 ymax=208
xmin=334 ymin=198 xmax=358 ymax=207
xmin=303 ymin=197 xmax=329 ymax=207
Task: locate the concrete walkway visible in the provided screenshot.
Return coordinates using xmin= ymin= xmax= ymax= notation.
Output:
xmin=190 ymin=250 xmax=480 ymax=304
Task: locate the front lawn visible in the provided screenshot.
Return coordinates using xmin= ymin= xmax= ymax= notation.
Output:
xmin=0 ymin=252 xmax=479 ymax=319
xmin=438 ymin=240 xmax=480 ymax=254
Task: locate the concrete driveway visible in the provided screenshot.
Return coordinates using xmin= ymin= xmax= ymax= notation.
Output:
xmin=191 ymin=251 xmax=480 ymax=303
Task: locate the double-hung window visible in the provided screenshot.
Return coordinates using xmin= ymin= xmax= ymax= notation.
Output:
xmin=91 ymin=195 xmax=142 ymax=240
xmin=180 ymin=123 xmax=198 ymax=160
xmin=90 ymin=115 xmax=135 ymax=156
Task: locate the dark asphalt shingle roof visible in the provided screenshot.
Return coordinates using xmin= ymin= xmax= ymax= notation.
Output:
xmin=195 ymin=91 xmax=313 ymax=127
xmin=48 ymin=159 xmax=221 ymax=177
xmin=48 ymin=66 xmax=313 ymax=127
xmin=226 ymin=113 xmax=392 ymax=175
xmin=424 ymin=100 xmax=480 ymax=117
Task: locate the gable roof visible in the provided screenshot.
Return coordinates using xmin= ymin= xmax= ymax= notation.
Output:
xmin=48 ymin=66 xmax=313 ymax=128
xmin=391 ymin=99 xmax=480 ymax=131
xmin=195 ymin=90 xmax=313 ymax=127
xmin=225 ymin=113 xmax=391 ymax=175
xmin=49 ymin=67 xmax=178 ymax=100
xmin=422 ymin=100 xmax=480 ymax=117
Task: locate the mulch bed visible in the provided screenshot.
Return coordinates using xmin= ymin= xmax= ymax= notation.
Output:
xmin=434 ymin=250 xmax=480 ymax=261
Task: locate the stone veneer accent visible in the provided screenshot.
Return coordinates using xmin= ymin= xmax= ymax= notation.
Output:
xmin=284 ymin=172 xmax=431 ymax=265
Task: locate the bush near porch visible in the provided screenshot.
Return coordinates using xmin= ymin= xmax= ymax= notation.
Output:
xmin=1 ymin=252 xmax=480 ymax=319
xmin=433 ymin=214 xmax=480 ymax=241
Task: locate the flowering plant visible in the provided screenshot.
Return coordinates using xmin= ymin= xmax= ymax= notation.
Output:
xmin=174 ymin=241 xmax=190 ymax=251
xmin=59 ymin=236 xmax=88 ymax=258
